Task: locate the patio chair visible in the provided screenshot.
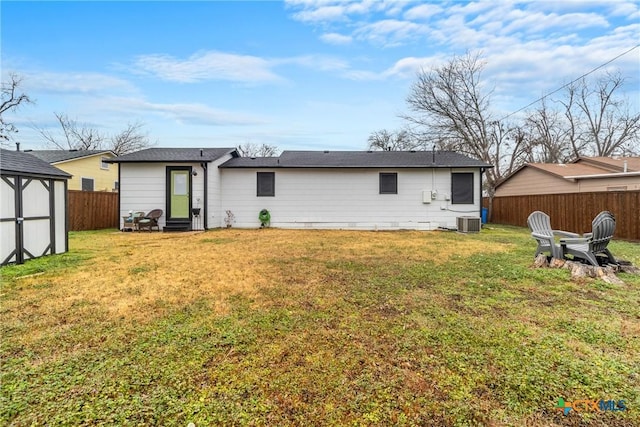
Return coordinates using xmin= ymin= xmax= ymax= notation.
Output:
xmin=560 ymin=211 xmax=617 ymax=266
xmin=137 ymin=209 xmax=163 ymax=232
xmin=123 ymin=211 xmax=145 ymax=231
xmin=527 ymin=211 xmax=580 ymax=259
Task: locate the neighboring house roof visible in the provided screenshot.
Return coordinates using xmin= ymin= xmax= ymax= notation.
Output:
xmin=0 ymin=149 xmax=72 ymax=179
xmin=496 ymin=155 xmax=640 ymax=190
xmin=575 ymin=156 xmax=640 ymax=172
xmin=220 ymin=150 xmax=493 ymax=168
xmin=109 ymin=148 xmax=237 ymax=163
xmin=26 ymin=149 xmax=116 ymax=164
xmin=522 ymin=162 xmax=611 ymax=179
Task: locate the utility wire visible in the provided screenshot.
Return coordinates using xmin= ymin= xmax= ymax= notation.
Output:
xmin=498 ymin=44 xmax=640 ymax=122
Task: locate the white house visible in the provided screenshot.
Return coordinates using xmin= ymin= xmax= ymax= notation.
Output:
xmin=111 ymin=148 xmax=492 ymax=231
xmin=1 ymin=148 xmax=71 ymax=265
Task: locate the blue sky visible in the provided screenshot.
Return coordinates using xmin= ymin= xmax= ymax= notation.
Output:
xmin=2 ymin=0 xmax=639 ymax=151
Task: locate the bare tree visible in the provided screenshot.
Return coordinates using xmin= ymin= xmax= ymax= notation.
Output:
xmin=367 ymin=128 xmax=418 ymax=151
xmin=523 ymin=98 xmax=575 ymax=163
xmin=565 ymin=72 xmax=640 ymax=156
xmin=237 ymin=142 xmax=279 ymax=157
xmin=402 ymin=52 xmax=523 ymax=197
xmin=35 ymin=113 xmax=151 ymax=154
xmin=110 ymin=121 xmax=152 ymax=155
xmin=1 ymin=73 xmax=34 ymax=143
xmin=35 ymin=112 xmax=105 ymax=150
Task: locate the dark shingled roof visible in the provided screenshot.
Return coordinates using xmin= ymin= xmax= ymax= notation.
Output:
xmin=109 ymin=147 xmax=237 ymax=163
xmin=27 ymin=149 xmax=115 ymax=163
xmin=220 ymin=150 xmax=493 ymax=168
xmin=1 ymin=149 xmax=72 ymax=178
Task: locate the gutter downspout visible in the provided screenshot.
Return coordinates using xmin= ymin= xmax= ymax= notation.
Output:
xmin=202 ymin=162 xmax=208 ymax=229
xmin=479 ymin=168 xmax=484 ymax=221
xmin=117 ymin=164 xmax=121 ymax=230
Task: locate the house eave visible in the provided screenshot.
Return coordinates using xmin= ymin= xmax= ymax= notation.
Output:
xmin=563 ymin=171 xmax=640 ymax=179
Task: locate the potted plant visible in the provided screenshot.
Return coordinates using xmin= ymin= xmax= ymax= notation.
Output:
xmin=224 ymin=210 xmax=235 ymax=228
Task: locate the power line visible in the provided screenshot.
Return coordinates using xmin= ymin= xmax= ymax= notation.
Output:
xmin=498 ymin=44 xmax=640 ymax=122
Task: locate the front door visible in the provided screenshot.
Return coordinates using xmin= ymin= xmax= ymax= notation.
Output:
xmin=166 ymin=167 xmax=191 ymax=226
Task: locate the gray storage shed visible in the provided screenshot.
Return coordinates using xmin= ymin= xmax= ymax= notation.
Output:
xmin=1 ymin=148 xmax=71 ymax=265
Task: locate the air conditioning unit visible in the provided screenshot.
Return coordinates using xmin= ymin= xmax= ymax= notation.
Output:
xmin=457 ymin=216 xmax=481 ymax=233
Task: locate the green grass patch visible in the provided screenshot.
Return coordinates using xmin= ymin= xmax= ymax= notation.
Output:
xmin=1 ymin=226 xmax=639 ymax=426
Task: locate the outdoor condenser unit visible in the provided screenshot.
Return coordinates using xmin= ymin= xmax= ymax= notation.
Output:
xmin=457 ymin=216 xmax=481 ymax=233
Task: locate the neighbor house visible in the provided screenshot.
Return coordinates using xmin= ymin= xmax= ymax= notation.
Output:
xmin=1 ymin=148 xmax=71 ymax=265
xmin=111 ymin=148 xmax=492 ymax=231
xmin=495 ymin=156 xmax=640 ymax=197
xmin=26 ymin=149 xmax=118 ymax=192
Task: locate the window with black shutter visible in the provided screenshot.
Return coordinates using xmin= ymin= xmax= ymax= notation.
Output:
xmin=451 ymin=173 xmax=474 ymax=204
xmin=379 ymin=173 xmax=398 ymax=194
xmin=257 ymin=172 xmax=275 ymax=197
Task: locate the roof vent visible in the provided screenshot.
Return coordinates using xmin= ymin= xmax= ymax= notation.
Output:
xmin=324 ymin=150 xmax=329 ymax=154
xmin=200 ymin=149 xmax=204 ymax=157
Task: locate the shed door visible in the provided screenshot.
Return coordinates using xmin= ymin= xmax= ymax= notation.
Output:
xmin=1 ymin=176 xmax=56 ymax=265
xmin=167 ymin=167 xmax=191 ymax=220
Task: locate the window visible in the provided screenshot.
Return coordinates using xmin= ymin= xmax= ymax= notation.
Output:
xmin=101 ymin=157 xmax=109 ymax=170
xmin=451 ymin=173 xmax=474 ymax=204
xmin=379 ymin=173 xmax=398 ymax=194
xmin=257 ymin=172 xmax=275 ymax=197
xmin=81 ymin=177 xmax=94 ymax=192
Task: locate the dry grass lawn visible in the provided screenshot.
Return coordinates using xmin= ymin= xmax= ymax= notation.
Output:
xmin=1 ymin=226 xmax=639 ymax=426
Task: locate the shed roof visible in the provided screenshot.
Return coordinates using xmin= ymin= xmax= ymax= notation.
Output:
xmin=0 ymin=149 xmax=72 ymax=179
xmin=26 ymin=149 xmax=115 ymax=163
xmin=109 ymin=147 xmax=237 ymax=163
xmin=220 ymin=150 xmax=492 ymax=168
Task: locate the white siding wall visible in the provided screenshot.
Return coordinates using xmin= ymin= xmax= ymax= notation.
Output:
xmin=1 ymin=177 xmax=16 ymax=263
xmin=120 ymin=163 xmax=168 ymax=229
xmin=22 ymin=180 xmax=51 ymax=257
xmin=207 ymin=154 xmax=235 ymax=228
xmin=120 ymin=158 xmax=233 ymax=230
xmin=54 ymin=181 xmax=67 ymax=254
xmin=220 ymin=168 xmax=482 ymax=230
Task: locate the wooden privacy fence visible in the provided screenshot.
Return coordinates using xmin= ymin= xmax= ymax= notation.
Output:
xmin=68 ymin=190 xmax=118 ymax=231
xmin=485 ymin=191 xmax=640 ymax=241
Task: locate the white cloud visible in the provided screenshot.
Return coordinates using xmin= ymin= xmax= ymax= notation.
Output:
xmin=131 ymin=51 xmax=283 ymax=84
xmin=98 ymin=97 xmax=267 ymax=127
xmin=291 ymin=5 xmax=348 ymax=22
xmin=500 ymin=11 xmax=609 ymax=35
xmin=320 ymin=32 xmax=353 ymax=45
xmin=354 ymin=19 xmax=429 ymax=46
xmin=22 ymin=71 xmax=136 ymax=95
xmin=403 ymin=4 xmax=443 ymax=20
